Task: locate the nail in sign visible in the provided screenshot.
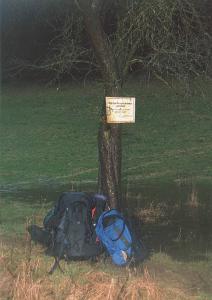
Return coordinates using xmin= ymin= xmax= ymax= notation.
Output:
xmin=106 ymin=97 xmax=135 ymax=123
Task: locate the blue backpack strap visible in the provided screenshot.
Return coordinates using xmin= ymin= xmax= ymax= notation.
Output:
xmin=102 ymin=210 xmax=126 ymax=242
xmin=101 ymin=209 xmax=132 ymax=250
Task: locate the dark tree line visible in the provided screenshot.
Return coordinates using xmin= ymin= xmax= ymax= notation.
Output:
xmin=2 ymin=0 xmax=212 ymax=83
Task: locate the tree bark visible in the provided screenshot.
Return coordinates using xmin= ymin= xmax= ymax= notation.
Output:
xmin=75 ymin=0 xmax=122 ymax=208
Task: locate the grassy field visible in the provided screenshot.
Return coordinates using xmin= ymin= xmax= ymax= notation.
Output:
xmin=1 ymin=78 xmax=212 ymax=188
xmin=1 ymin=78 xmax=212 ymax=299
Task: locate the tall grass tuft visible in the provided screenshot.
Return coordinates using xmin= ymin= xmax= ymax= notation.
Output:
xmin=13 ymin=259 xmax=43 ymax=300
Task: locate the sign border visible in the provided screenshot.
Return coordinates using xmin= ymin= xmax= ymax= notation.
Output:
xmin=106 ymin=97 xmax=135 ymax=124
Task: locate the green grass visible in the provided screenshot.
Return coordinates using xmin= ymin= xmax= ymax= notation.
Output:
xmin=1 ymin=78 xmax=212 ymax=299
xmin=0 ymin=196 xmax=50 ymax=236
xmin=0 ymin=82 xmax=102 ymax=187
xmin=1 ymin=78 xmax=212 ymax=189
xmin=122 ymin=79 xmax=212 ymax=185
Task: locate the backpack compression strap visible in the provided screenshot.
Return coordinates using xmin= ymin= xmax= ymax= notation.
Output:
xmin=113 ymin=225 xmax=131 ymax=248
xmin=102 ymin=214 xmax=126 ymax=242
xmin=101 ymin=210 xmax=132 ymax=247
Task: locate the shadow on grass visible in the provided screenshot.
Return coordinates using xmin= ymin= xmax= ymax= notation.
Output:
xmin=1 ymin=180 xmax=212 ymax=263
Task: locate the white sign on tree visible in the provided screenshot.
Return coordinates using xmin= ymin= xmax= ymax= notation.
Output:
xmin=106 ymin=97 xmax=135 ymax=123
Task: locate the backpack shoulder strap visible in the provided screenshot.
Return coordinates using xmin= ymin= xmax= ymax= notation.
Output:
xmin=101 ymin=210 xmax=126 ymax=242
xmin=43 ymin=195 xmax=66 ymax=230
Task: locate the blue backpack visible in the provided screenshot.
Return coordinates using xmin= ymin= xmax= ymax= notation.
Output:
xmin=95 ymin=209 xmax=148 ymax=266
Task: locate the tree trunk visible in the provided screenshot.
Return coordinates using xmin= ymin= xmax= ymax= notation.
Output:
xmin=75 ymin=1 xmax=122 ymax=208
xmin=98 ymin=121 xmax=122 ymax=209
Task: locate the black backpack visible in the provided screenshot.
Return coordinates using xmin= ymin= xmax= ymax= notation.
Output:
xmin=44 ymin=192 xmax=104 ymax=273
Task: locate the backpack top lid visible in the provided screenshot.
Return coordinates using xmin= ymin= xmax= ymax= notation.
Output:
xmin=43 ymin=192 xmax=90 ymax=230
xmin=93 ymin=194 xmax=107 ymax=201
xmin=59 ymin=192 xmax=107 ymax=210
xmin=56 ymin=192 xmax=89 ymax=210
xmin=43 ymin=192 xmax=107 ymax=230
